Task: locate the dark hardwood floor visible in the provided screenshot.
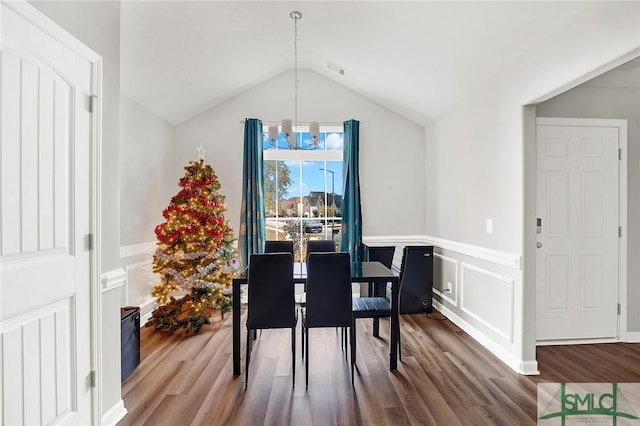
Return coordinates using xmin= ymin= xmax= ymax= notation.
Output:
xmin=118 ymin=311 xmax=640 ymax=426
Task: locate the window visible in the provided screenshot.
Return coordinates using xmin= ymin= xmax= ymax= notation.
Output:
xmin=263 ymin=125 xmax=343 ymax=261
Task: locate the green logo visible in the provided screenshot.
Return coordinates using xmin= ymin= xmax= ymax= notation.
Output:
xmin=539 ymin=383 xmax=639 ymax=425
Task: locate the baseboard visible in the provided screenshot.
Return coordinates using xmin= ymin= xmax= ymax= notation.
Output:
xmin=139 ymin=297 xmax=157 ymax=326
xmin=538 ymin=331 xmax=640 ymax=345
xmin=102 ymin=399 xmax=127 ymax=426
xmin=536 ymin=338 xmax=619 ymax=346
xmin=622 ymin=332 xmax=640 ymax=343
xmin=433 ymin=300 xmax=539 ymax=375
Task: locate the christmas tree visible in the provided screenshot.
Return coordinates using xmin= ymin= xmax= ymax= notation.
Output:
xmin=146 ymin=153 xmax=238 ymax=333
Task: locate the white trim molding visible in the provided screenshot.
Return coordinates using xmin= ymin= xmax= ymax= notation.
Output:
xmin=432 ymin=252 xmax=458 ymax=307
xmin=101 ymin=268 xmax=127 ymax=292
xmin=139 ymin=297 xmax=157 ymax=326
xmin=102 ymin=399 xmax=127 ymax=426
xmin=460 ymin=262 xmax=515 ymax=343
xmin=434 ymin=300 xmax=539 ymax=375
xmin=622 ymin=332 xmax=640 ymax=343
xmin=363 ymin=234 xmax=521 ymax=270
xmin=120 ymin=241 xmax=156 ymax=259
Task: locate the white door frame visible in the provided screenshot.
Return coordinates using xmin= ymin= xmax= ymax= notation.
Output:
xmin=2 ymin=1 xmax=103 ymax=423
xmin=535 ymin=117 xmax=628 ymax=344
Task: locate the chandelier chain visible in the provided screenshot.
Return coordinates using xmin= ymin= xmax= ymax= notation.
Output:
xmin=293 ymin=12 xmax=299 ymax=136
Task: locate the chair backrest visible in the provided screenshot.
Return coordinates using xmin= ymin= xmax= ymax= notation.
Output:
xmin=367 ymin=245 xmax=396 ymax=297
xmin=398 ymin=246 xmax=434 ymax=314
xmin=305 ymin=252 xmax=352 ymax=328
xmin=367 ymin=246 xmax=395 ymax=269
xmin=265 ymin=240 xmax=294 ymax=255
xmin=247 ymin=253 xmax=296 ymax=329
xmin=306 ymin=239 xmax=336 ymax=262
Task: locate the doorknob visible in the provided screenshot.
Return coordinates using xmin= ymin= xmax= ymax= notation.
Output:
xmin=537 ymin=242 xmax=543 ymax=248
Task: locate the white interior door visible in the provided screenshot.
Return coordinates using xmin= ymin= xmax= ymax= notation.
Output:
xmin=536 ymin=122 xmax=619 ymax=341
xmin=1 ymin=3 xmax=96 ymax=424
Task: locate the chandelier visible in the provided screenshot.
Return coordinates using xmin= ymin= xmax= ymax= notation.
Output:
xmin=267 ymin=11 xmax=320 ymax=150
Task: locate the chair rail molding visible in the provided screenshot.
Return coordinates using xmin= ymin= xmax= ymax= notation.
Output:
xmin=120 ymin=241 xmax=156 ymax=259
xmin=363 ymin=235 xmax=521 ymax=270
xmin=101 ymin=268 xmax=127 ymax=292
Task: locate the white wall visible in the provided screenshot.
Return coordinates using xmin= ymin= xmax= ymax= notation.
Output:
xmin=119 ymin=93 xmax=176 ymax=320
xmin=425 ymin=2 xmax=640 ymax=373
xmin=120 ymin=93 xmax=176 ymax=245
xmin=175 ymin=69 xmax=426 ymax=239
xmin=28 ymin=1 xmax=125 ymax=422
xmin=537 ymin=84 xmax=640 ymax=331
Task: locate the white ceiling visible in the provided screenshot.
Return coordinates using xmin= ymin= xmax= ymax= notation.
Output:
xmin=119 ymin=1 xmax=634 ymax=126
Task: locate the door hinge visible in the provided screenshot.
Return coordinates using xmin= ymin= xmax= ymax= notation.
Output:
xmin=618 ymin=303 xmax=621 ymax=315
xmin=619 ymin=226 xmax=623 ymax=238
xmin=87 ymin=233 xmax=94 ymax=250
xmin=89 ymin=95 xmax=98 ymax=114
xmin=90 ymin=370 xmax=96 ymax=388
xmin=619 ymin=148 xmax=622 ymax=160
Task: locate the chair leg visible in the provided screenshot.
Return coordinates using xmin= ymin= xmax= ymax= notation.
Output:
xmin=291 ymin=327 xmax=296 ymax=387
xmin=301 ymin=322 xmax=305 ymax=359
xmin=373 ymin=318 xmax=380 ymax=337
xmin=305 ymin=327 xmax=309 ymax=389
xmin=350 ymin=323 xmax=356 ymax=386
xmin=389 ymin=316 xmax=402 ymax=361
xmin=245 ymin=328 xmax=251 ymax=391
xmin=398 ymin=319 xmax=402 ymax=361
xmin=340 ymin=327 xmax=348 ymax=358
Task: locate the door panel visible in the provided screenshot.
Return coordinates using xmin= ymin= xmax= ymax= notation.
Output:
xmin=1 ymin=3 xmax=94 ymax=424
xmin=536 ymin=125 xmax=619 ymax=341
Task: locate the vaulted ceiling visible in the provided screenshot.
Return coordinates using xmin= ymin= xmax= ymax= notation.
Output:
xmin=119 ymin=1 xmax=638 ymax=126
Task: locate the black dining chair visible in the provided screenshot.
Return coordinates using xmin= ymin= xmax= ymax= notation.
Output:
xmin=245 ymin=252 xmax=297 ymax=390
xmin=302 ymin=252 xmax=354 ymax=387
xmin=365 ymin=245 xmax=396 ymax=296
xmin=397 ymin=245 xmax=434 ymax=314
xmin=351 ymin=245 xmax=400 ymax=367
xmin=302 ymin=238 xmax=341 ymax=346
xmin=305 ymin=239 xmax=336 ymax=262
xmin=265 ymin=240 xmax=294 ymax=255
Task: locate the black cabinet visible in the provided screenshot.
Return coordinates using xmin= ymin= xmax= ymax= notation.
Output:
xmin=120 ymin=306 xmax=140 ymax=382
xmin=398 ymin=246 xmax=434 ymax=314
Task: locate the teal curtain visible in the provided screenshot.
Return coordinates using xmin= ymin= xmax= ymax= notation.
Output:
xmin=239 ymin=118 xmax=266 ymax=267
xmin=341 ymin=119 xmax=363 ymax=262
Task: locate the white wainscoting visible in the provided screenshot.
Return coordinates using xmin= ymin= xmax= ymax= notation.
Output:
xmin=433 ymin=253 xmax=458 ymax=306
xmin=363 ymin=235 xmax=537 ymax=375
xmin=121 ymin=242 xmax=157 ymax=323
xmin=460 ymin=262 xmax=514 ymax=343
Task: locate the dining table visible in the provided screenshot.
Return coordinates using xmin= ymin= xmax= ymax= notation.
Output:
xmin=231 ymin=260 xmax=400 ymax=376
